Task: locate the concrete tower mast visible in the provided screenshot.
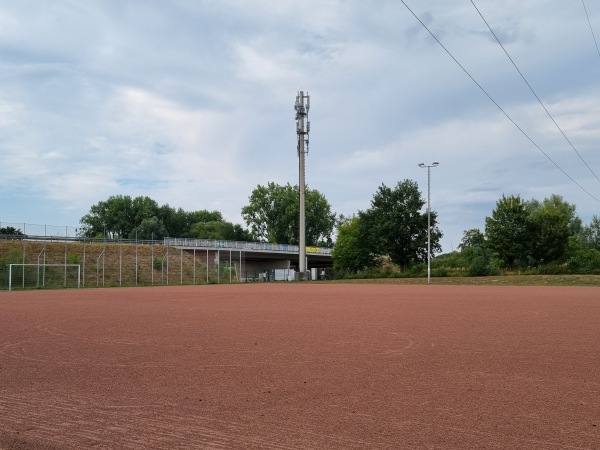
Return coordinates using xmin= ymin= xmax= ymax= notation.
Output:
xmin=295 ymin=91 xmax=310 ymax=278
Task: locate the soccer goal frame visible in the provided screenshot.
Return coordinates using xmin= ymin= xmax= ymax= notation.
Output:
xmin=8 ymin=264 xmax=81 ymax=291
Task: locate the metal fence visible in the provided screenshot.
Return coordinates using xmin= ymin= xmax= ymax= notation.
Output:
xmin=0 ymin=223 xmax=333 ymax=255
xmin=0 ymin=223 xmax=335 ymax=290
xmin=164 ymin=237 xmax=333 ymax=255
xmin=0 ymin=222 xmax=79 ymax=238
xmin=0 ymin=238 xmax=239 ymax=290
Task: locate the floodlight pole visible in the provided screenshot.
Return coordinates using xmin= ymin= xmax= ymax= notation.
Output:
xmin=295 ymin=90 xmax=310 ymax=278
xmin=418 ymin=162 xmax=439 ymax=284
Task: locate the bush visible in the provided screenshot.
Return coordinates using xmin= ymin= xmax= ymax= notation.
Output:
xmin=67 ymin=253 xmax=80 ymax=265
xmin=568 ymin=248 xmax=600 ymax=274
xmin=433 ymin=266 xmax=448 ymax=277
xmin=468 ymin=256 xmax=490 ymax=276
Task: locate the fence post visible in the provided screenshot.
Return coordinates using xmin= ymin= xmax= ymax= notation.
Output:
xmin=64 ymin=236 xmax=67 ymax=288
xmin=119 ymin=240 xmax=122 ymax=287
xmin=83 ymin=240 xmax=86 ymax=287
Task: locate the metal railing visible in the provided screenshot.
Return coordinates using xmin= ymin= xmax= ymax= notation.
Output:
xmin=163 ymin=237 xmax=333 ymax=255
xmin=1 ymin=222 xmax=333 ymax=254
xmin=0 ymin=222 xmax=79 ymax=238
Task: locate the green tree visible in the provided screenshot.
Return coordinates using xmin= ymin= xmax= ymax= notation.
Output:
xmin=332 ymin=216 xmax=379 ymax=273
xmin=164 ymin=208 xmax=225 ymax=238
xmin=128 ymin=216 xmax=168 ymax=240
xmin=526 ymin=195 xmax=575 ymax=264
xmin=533 ymin=194 xmax=582 ymax=235
xmin=359 ymin=180 xmax=441 ymax=271
xmin=81 ymin=195 xmax=161 ymax=238
xmin=579 ymin=215 xmax=600 ymax=250
xmin=485 ymin=195 xmax=531 ymax=268
xmin=0 ymin=226 xmax=24 ymax=236
xmin=81 ymin=195 xmax=248 ymax=239
xmin=241 ymin=182 xmax=335 ymax=246
xmin=456 ymin=228 xmax=494 ymax=275
xmin=131 ymin=196 xmax=160 ymax=227
xmin=458 ymin=228 xmax=485 ymax=250
xmin=187 ymin=210 xmax=224 ymax=226
xmin=189 ymin=220 xmax=252 ymax=241
xmin=157 ymin=205 xmax=190 ymax=237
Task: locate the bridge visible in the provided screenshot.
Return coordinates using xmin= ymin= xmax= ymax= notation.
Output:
xmin=164 ymin=238 xmax=334 ymax=276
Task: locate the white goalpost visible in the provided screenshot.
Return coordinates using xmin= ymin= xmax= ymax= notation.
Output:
xmin=8 ymin=264 xmax=81 ymax=291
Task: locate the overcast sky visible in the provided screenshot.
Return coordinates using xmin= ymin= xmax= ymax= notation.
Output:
xmin=1 ymin=0 xmax=599 ymax=252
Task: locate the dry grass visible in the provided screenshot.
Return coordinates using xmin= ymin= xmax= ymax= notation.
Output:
xmin=328 ymin=274 xmax=600 ymax=286
xmin=1 ymin=240 xmax=214 ymax=288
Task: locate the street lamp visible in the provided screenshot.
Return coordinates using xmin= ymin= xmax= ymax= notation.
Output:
xmin=418 ymin=162 xmax=439 ymax=284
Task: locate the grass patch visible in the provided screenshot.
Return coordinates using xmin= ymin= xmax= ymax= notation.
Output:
xmin=328 ymin=274 xmax=600 ymax=286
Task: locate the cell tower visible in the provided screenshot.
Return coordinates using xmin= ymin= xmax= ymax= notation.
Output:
xmin=295 ymin=90 xmax=310 ymax=278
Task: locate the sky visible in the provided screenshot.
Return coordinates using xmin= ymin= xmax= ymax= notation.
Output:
xmin=1 ymin=0 xmax=599 ymax=252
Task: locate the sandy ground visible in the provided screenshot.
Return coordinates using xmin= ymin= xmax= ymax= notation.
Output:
xmin=0 ymin=284 xmax=598 ymax=449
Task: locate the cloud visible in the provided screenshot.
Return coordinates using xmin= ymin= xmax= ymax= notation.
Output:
xmin=1 ymin=0 xmax=599 ymax=253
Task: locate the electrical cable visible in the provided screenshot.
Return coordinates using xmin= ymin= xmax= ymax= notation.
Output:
xmin=399 ymin=0 xmax=600 ymax=203
xmin=582 ymin=0 xmax=600 ymax=58
xmin=471 ymin=0 xmax=600 ymax=184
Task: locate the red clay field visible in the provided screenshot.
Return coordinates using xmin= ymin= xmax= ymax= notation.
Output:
xmin=0 ymin=284 xmax=599 ymax=449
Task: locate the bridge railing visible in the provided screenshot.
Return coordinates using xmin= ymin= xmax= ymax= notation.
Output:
xmin=163 ymin=238 xmax=333 ymax=255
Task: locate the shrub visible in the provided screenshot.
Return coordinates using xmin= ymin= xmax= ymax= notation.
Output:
xmin=468 ymin=256 xmax=490 ymax=276
xmin=568 ymin=248 xmax=600 ymax=274
xmin=433 ymin=267 xmax=448 ymax=277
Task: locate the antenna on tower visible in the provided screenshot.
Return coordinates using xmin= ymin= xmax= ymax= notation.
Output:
xmin=294 ymin=90 xmax=310 ymax=279
xmin=295 ymin=91 xmax=310 ymax=156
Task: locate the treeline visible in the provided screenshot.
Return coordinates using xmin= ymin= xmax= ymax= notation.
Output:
xmin=79 ymin=184 xmax=337 ymax=246
xmin=332 ymin=189 xmax=600 ymax=279
xmin=79 ymin=195 xmax=252 ymax=241
xmin=437 ymin=194 xmax=600 ymax=276
xmin=14 ymin=184 xmax=600 ymax=278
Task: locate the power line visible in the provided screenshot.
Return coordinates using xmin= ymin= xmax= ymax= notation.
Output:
xmin=471 ymin=0 xmax=600 ymax=184
xmin=582 ymin=0 xmax=600 ymax=58
xmin=399 ymin=0 xmax=600 ymax=204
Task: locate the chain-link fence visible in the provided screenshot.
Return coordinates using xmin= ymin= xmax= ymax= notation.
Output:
xmin=0 ymin=238 xmax=241 ymax=290
xmin=1 ymin=223 xmax=336 ymax=289
xmin=0 ymin=222 xmax=79 ymax=238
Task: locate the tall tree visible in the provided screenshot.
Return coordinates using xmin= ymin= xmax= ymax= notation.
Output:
xmin=579 ymin=215 xmax=600 ymax=250
xmin=359 ymin=180 xmax=441 ymax=271
xmin=526 ymin=195 xmax=575 ymax=263
xmin=81 ymin=195 xmax=159 ymax=238
xmin=187 ymin=210 xmax=224 ymax=226
xmin=81 ymin=196 xmax=249 ymax=239
xmin=458 ymin=228 xmax=485 ymax=250
xmin=128 ymin=216 xmax=168 ymax=240
xmin=189 ymin=220 xmax=252 ymax=241
xmin=241 ymin=182 xmax=335 ymax=246
xmin=332 ymin=216 xmax=379 ymax=273
xmin=485 ymin=194 xmax=531 ymax=268
xmin=157 ymin=205 xmax=190 ymax=237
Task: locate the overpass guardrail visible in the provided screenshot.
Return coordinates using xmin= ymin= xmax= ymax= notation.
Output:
xmin=0 ymin=232 xmax=333 ymax=255
xmin=163 ymin=238 xmax=333 ymax=255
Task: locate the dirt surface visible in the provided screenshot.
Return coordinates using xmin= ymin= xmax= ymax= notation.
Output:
xmin=0 ymin=284 xmax=599 ymax=449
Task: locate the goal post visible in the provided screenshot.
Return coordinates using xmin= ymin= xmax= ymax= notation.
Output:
xmin=8 ymin=264 xmax=81 ymax=291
